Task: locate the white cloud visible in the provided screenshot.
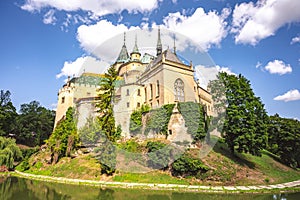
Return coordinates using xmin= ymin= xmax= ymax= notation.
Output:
xmin=194 ymin=65 xmax=235 ymax=89
xmin=216 ymin=65 xmax=236 ymax=75
xmin=255 ymin=61 xmax=262 ymax=69
xmin=56 ymin=56 xmax=109 ymax=79
xmin=274 ymin=89 xmax=300 ymax=102
xmin=291 ymin=36 xmax=300 ymax=44
xmin=21 ymin=0 xmax=159 ymax=17
xmin=232 ymin=0 xmax=300 ymax=45
xmin=162 ymin=7 xmax=230 ymax=51
xmin=264 ymin=60 xmax=292 ymax=75
xmin=43 ymin=9 xmax=56 ymax=25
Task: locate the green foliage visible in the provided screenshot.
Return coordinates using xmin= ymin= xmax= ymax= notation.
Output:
xmin=78 ymin=117 xmax=101 ymax=146
xmin=0 ymin=136 xmax=22 ymax=169
xmin=268 ymin=114 xmax=300 ymax=168
xmin=177 ymin=102 xmax=206 ymax=142
xmin=94 ymin=134 xmax=116 ymax=175
xmin=146 ymin=141 xmax=171 ymax=169
xmin=171 ymin=153 xmax=209 ymax=177
xmin=217 ymin=72 xmax=268 ymax=156
xmin=118 ymin=139 xmax=143 ymax=153
xmin=144 ymin=104 xmax=175 ymax=136
xmin=129 ymin=104 xmax=150 ymax=135
xmin=0 ymin=90 xmax=17 ymax=137
xmin=47 ymin=107 xmax=79 ymax=163
xmin=14 ymin=101 xmax=55 ymax=146
xmin=96 ymin=65 xmax=120 ymax=142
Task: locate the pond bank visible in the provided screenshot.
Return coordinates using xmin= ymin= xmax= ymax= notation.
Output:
xmin=13 ymin=170 xmax=300 ymax=193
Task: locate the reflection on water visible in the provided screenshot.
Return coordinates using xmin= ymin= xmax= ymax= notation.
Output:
xmin=0 ymin=176 xmax=299 ymax=200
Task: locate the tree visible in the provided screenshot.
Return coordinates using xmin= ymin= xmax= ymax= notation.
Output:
xmin=0 ymin=136 xmax=22 ymax=169
xmin=15 ymin=101 xmax=55 ymax=146
xmin=47 ymin=107 xmax=78 ymax=163
xmin=96 ymin=65 xmax=119 ymax=142
xmin=0 ymin=90 xmax=17 ymax=137
xmin=268 ymin=114 xmax=300 ymax=168
xmin=219 ymin=72 xmax=268 ymax=156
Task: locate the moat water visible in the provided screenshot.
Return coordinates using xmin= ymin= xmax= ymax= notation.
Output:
xmin=1 ymin=176 xmax=300 ymax=200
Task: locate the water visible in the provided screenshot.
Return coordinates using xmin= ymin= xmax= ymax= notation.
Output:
xmin=0 ymin=176 xmax=299 ymax=200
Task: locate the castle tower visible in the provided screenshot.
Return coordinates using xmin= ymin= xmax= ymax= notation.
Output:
xmin=156 ymin=27 xmax=162 ymax=56
xmin=130 ymin=34 xmax=141 ymax=61
xmin=116 ymin=32 xmax=129 ymax=63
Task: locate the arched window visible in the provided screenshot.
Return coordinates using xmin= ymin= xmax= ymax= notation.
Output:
xmin=174 ymin=78 xmax=184 ymax=102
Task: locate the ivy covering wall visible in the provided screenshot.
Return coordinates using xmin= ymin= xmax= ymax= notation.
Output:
xmin=177 ymin=102 xmax=206 ymax=142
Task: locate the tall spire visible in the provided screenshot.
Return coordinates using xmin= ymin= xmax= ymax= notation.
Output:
xmin=132 ymin=34 xmax=140 ymax=54
xmin=156 ymin=27 xmax=162 ymax=56
xmin=116 ymin=32 xmax=129 ymax=63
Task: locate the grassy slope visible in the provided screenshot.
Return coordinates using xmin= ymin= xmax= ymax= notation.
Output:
xmin=22 ymin=140 xmax=300 ymax=186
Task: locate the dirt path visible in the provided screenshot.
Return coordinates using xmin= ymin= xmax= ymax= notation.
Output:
xmin=13 ymin=170 xmax=300 ymax=193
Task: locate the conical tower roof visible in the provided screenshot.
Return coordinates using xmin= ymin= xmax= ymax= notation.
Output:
xmin=116 ymin=32 xmax=129 ymax=63
xmin=131 ymin=35 xmax=140 ymax=54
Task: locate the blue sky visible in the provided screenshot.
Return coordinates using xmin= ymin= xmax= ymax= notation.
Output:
xmin=0 ymin=0 xmax=299 ymax=119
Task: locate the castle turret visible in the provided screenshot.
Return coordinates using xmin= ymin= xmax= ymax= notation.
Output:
xmin=130 ymin=35 xmax=141 ymax=61
xmin=116 ymin=32 xmax=129 ymax=63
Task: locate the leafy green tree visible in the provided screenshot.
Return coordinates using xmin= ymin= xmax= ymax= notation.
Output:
xmin=0 ymin=136 xmax=22 ymax=169
xmin=0 ymin=90 xmax=17 ymax=137
xmin=96 ymin=65 xmax=119 ymax=142
xmin=268 ymin=114 xmax=300 ymax=168
xmin=219 ymin=72 xmax=268 ymax=156
xmin=47 ymin=107 xmax=78 ymax=163
xmin=15 ymin=101 xmax=55 ymax=146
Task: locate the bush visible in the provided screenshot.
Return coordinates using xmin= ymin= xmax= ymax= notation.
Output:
xmin=171 ymin=154 xmax=209 ymax=177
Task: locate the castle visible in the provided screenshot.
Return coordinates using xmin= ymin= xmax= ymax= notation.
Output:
xmin=54 ymin=29 xmax=212 ymax=139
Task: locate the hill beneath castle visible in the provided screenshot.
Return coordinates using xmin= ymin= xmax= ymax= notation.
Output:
xmin=19 ymin=138 xmax=300 ymax=186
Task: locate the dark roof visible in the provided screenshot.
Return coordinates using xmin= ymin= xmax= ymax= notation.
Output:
xmin=116 ymin=44 xmax=129 ymax=63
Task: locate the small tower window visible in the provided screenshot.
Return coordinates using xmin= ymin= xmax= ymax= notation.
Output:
xmin=61 ymin=97 xmax=65 ymax=104
xmin=137 ymin=102 xmax=141 ymax=108
xmin=126 ymin=89 xmax=130 ymax=96
xmin=156 ymin=80 xmax=160 ymax=96
xmin=137 ymin=89 xmax=141 ymax=96
xmin=127 ymin=102 xmax=130 ymax=108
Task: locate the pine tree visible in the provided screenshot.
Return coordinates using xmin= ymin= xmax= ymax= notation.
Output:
xmin=96 ymin=65 xmax=119 ymax=142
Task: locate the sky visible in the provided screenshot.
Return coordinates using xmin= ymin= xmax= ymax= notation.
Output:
xmin=0 ymin=0 xmax=299 ymax=119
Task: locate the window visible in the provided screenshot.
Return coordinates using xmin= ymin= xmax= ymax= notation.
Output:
xmin=137 ymin=89 xmax=141 ymax=96
xmin=144 ymin=88 xmax=147 ymax=102
xmin=127 ymin=102 xmax=130 ymax=108
xmin=156 ymin=80 xmax=160 ymax=96
xmin=126 ymin=89 xmax=130 ymax=96
xmin=174 ymin=78 xmax=184 ymax=102
xmin=150 ymin=84 xmax=153 ymax=99
xmin=169 ymin=130 xmax=172 ymax=135
xmin=137 ymin=102 xmax=141 ymax=107
xmin=61 ymin=97 xmax=65 ymax=104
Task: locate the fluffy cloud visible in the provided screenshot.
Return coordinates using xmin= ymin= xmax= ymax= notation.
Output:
xmin=56 ymin=56 xmax=109 ymax=79
xmin=21 ymin=0 xmax=159 ymax=17
xmin=232 ymin=0 xmax=300 ymax=45
xmin=274 ymin=89 xmax=300 ymax=102
xmin=264 ymin=60 xmax=292 ymax=75
xmin=291 ymin=36 xmax=300 ymax=44
xmin=76 ymin=7 xmax=230 ymax=61
xmin=163 ymin=7 xmax=230 ymax=51
xmin=43 ymin=9 xmax=56 ymax=25
xmin=194 ymin=65 xmax=235 ymax=89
